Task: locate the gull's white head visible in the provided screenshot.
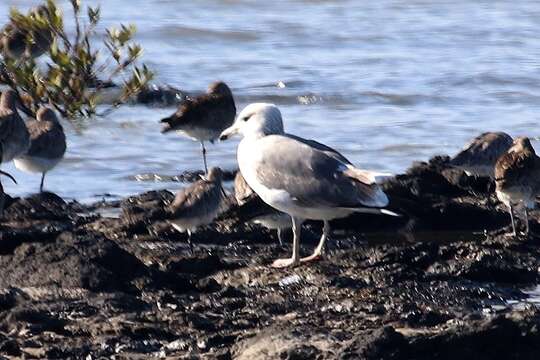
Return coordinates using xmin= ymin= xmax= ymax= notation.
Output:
xmin=219 ymin=103 xmax=284 ymax=140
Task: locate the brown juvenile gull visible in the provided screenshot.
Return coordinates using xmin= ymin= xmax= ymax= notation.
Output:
xmin=0 ymin=6 xmax=53 ymax=59
xmin=0 ymin=90 xmax=30 ymax=163
xmin=167 ymin=167 xmax=225 ymax=252
xmin=220 ymin=103 xmax=398 ymax=268
xmin=494 ymin=137 xmax=540 ymax=236
xmin=14 ymin=107 xmax=66 ymax=192
xmin=450 ymin=132 xmax=513 ymax=178
xmin=160 ymin=81 xmax=236 ymax=173
xmin=234 ymin=171 xmax=291 ymax=245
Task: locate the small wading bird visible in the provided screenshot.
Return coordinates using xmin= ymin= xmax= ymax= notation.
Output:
xmin=160 ymin=81 xmax=236 ymax=173
xmin=0 ymin=90 xmax=30 ymax=164
xmin=0 ymin=145 xmax=17 ymax=217
xmin=450 ymin=132 xmax=513 ymax=178
xmin=494 ymin=137 xmax=540 ymax=236
xmin=234 ymin=171 xmax=291 ymax=245
xmin=14 ymin=107 xmax=66 ymax=192
xmin=0 ymin=168 xmax=17 ymax=217
xmin=166 ymin=167 xmax=225 ymax=252
xmin=220 ymin=103 xmax=398 ymax=268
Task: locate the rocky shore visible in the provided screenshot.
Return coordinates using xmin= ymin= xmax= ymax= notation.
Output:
xmin=1 ymin=156 xmax=539 ymax=359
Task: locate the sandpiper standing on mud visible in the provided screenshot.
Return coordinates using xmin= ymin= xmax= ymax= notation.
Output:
xmin=0 ymin=170 xmax=16 ymax=217
xmin=234 ymin=171 xmax=291 ymax=245
xmin=0 ymin=140 xmax=16 ymax=217
xmin=14 ymin=107 xmax=66 ymax=193
xmin=220 ymin=103 xmax=398 ymax=268
xmin=450 ymin=132 xmax=513 ymax=178
xmin=167 ymin=167 xmax=226 ymax=252
xmin=0 ymin=90 xmax=30 ymax=164
xmin=494 ymin=137 xmax=540 ymax=236
xmin=0 ymin=150 xmax=17 ymax=217
xmin=160 ymin=81 xmax=236 ymax=173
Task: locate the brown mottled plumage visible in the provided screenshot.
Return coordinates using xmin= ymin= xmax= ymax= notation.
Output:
xmin=14 ymin=107 xmax=66 ymax=192
xmin=0 ymin=90 xmax=30 ymax=163
xmin=160 ymin=81 xmax=236 ymax=173
xmin=494 ymin=137 xmax=540 ymax=236
xmin=0 ymin=168 xmax=17 ymax=217
xmin=450 ymin=132 xmax=513 ymax=178
xmin=234 ymin=171 xmax=255 ymax=206
xmin=167 ymin=167 xmax=225 ymax=252
xmin=233 ymin=171 xmax=290 ymax=245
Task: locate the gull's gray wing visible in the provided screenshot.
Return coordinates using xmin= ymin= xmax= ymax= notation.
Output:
xmin=284 ymin=134 xmax=352 ymax=165
xmin=251 ymin=134 xmax=388 ymax=208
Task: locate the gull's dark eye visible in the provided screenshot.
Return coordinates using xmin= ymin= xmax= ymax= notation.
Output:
xmin=242 ymin=115 xmax=251 ymax=122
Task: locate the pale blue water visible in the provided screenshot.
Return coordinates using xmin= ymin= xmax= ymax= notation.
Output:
xmin=2 ymin=0 xmax=540 ymax=202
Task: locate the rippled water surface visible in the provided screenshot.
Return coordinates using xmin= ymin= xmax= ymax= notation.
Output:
xmin=2 ymin=0 xmax=540 ymax=201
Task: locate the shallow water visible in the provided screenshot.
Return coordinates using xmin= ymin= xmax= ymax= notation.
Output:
xmin=2 ymin=0 xmax=540 ymax=201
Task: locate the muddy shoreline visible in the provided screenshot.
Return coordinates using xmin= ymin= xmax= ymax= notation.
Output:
xmin=1 ymin=156 xmax=540 ymax=359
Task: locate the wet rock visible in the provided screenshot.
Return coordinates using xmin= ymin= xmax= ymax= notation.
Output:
xmin=406 ymin=309 xmax=540 ymax=360
xmin=0 ymin=222 xmax=71 ymax=255
xmin=0 ymin=335 xmax=20 ymax=356
xmin=120 ymin=189 xmax=174 ymax=227
xmin=0 ymin=288 xmax=29 ymax=311
xmin=339 ymin=326 xmax=408 ymax=360
xmin=233 ymin=326 xmax=333 ymax=360
xmin=197 ymin=277 xmax=222 ymax=293
xmin=2 ymin=192 xmax=71 ymax=221
xmin=1 ymin=154 xmax=540 ymax=358
xmin=167 ymin=254 xmax=237 ymax=278
xmin=0 ymin=306 xmax=68 ymax=335
xmin=0 ymin=232 xmax=148 ymax=292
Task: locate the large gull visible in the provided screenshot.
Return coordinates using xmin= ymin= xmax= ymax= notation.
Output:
xmin=220 ymin=103 xmax=397 ymax=267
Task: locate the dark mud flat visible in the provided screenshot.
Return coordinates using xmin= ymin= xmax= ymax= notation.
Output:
xmin=1 ymin=157 xmax=540 ymax=359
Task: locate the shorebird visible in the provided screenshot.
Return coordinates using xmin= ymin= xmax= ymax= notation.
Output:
xmin=0 ymin=168 xmax=16 ymax=217
xmin=160 ymin=81 xmax=236 ymax=173
xmin=0 ymin=6 xmax=53 ymax=59
xmin=234 ymin=170 xmax=256 ymax=206
xmin=450 ymin=132 xmax=513 ymax=178
xmin=234 ymin=171 xmax=291 ymax=245
xmin=250 ymin=212 xmax=292 ymax=246
xmin=220 ymin=103 xmax=398 ymax=268
xmin=13 ymin=107 xmax=66 ymax=192
xmin=494 ymin=137 xmax=540 ymax=236
xmin=0 ymin=90 xmax=30 ymax=163
xmin=167 ymin=167 xmax=225 ymax=252
xmin=0 ymin=138 xmax=17 ymax=217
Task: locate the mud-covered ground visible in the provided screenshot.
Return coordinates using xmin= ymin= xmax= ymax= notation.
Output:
xmin=1 ymin=156 xmax=540 ymax=359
